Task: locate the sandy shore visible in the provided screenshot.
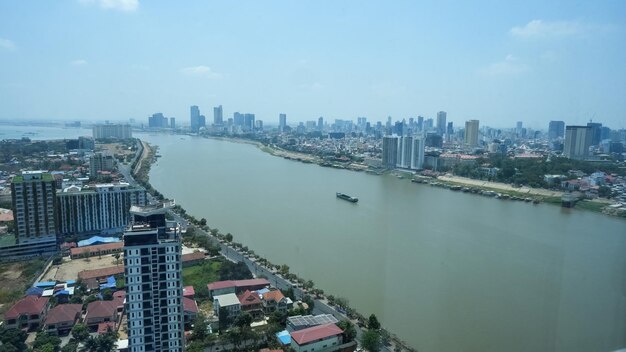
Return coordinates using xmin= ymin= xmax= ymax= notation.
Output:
xmin=437 ymin=175 xmax=564 ymax=197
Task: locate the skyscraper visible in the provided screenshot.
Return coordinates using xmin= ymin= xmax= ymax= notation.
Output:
xmin=382 ymin=136 xmax=399 ymax=169
xmin=243 ymin=113 xmax=255 ymax=131
xmin=170 ymin=118 xmax=176 ymax=129
xmin=587 ymin=122 xmax=602 ymax=146
xmin=11 ymin=171 xmax=57 ymax=245
xmin=411 ymin=136 xmax=425 ymax=170
xmin=564 ymin=126 xmax=593 ymax=160
xmin=148 ymin=113 xmax=169 ymax=129
xmin=436 ymin=111 xmax=447 ymax=136
xmin=124 ymin=201 xmax=184 ymax=352
xmin=446 ymin=122 xmax=454 ymax=142
xmin=399 ymin=136 xmax=413 ymax=168
xmin=317 ymin=117 xmax=324 ymax=131
xmin=464 ymin=120 xmax=480 ymax=147
xmin=213 ymin=105 xmax=223 ymax=125
xmin=279 ymin=113 xmax=287 ymax=132
xmin=548 ymin=121 xmax=565 ymax=140
xmin=190 ymin=105 xmax=200 ymax=132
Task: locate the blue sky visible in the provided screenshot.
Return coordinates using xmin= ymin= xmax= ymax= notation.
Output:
xmin=0 ymin=0 xmax=625 ymax=129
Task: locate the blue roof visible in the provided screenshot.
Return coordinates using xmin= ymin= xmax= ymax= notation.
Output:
xmin=26 ymin=287 xmax=44 ymax=296
xmin=66 ymin=280 xmax=76 ymax=285
xmin=54 ymin=290 xmax=70 ymax=296
xmin=34 ymin=281 xmax=56 ymax=288
xmin=276 ymin=330 xmax=291 ymax=345
xmin=99 ymin=276 xmax=116 ymax=290
xmin=256 ymin=288 xmax=270 ymax=295
xmin=78 ymin=236 xmax=120 ymax=247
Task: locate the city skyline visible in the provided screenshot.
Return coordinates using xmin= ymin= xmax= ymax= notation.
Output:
xmin=1 ymin=1 xmax=625 ymax=128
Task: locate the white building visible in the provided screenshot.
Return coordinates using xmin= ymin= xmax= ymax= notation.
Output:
xmin=124 ymin=202 xmax=184 ymax=352
xmin=213 ymin=293 xmax=241 ymax=320
xmin=290 ymin=323 xmax=344 ymax=352
xmin=57 ymin=183 xmax=146 ymax=238
xmin=92 ymin=124 xmax=132 ymax=139
xmin=564 ymin=125 xmax=593 ymax=160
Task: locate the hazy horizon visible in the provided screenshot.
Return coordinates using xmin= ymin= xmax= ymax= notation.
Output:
xmin=1 ymin=1 xmax=625 ymax=129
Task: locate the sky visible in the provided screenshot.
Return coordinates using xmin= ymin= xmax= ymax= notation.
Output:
xmin=0 ymin=0 xmax=625 ymax=129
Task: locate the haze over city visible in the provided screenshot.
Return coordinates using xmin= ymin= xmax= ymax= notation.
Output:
xmin=1 ymin=0 xmax=625 ymax=128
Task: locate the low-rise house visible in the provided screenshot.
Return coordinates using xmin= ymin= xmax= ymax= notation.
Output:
xmin=290 ymin=323 xmax=343 ymax=352
xmin=43 ymin=304 xmax=83 ymax=335
xmin=70 ymin=242 xmax=123 ymax=260
xmin=183 ymin=286 xmax=195 ymax=299
xmin=213 ymin=293 xmax=241 ymax=321
xmin=237 ymin=290 xmax=264 ymax=320
xmin=84 ymin=300 xmax=119 ymax=329
xmin=183 ymin=297 xmax=199 ymax=327
xmin=262 ymin=289 xmax=291 ymax=314
xmin=3 ymin=296 xmax=50 ymax=331
xmin=207 ymin=278 xmax=270 ymax=298
xmin=182 ymin=251 xmax=206 ymax=267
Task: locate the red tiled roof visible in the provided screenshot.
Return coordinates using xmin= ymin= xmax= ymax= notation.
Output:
xmin=70 ymin=242 xmax=123 ymax=256
xmin=44 ymin=304 xmax=82 ymax=326
xmin=97 ymin=322 xmax=116 ymax=334
xmin=238 ymin=290 xmax=262 ymax=306
xmin=78 ymin=266 xmax=124 ymax=280
xmin=262 ymin=290 xmax=285 ymax=303
xmin=182 ymin=252 xmax=206 ymax=262
xmin=5 ymin=296 xmax=49 ymax=320
xmin=290 ymin=323 xmax=343 ymax=345
xmin=113 ymin=290 xmax=126 ymax=299
xmin=85 ymin=301 xmax=117 ymax=320
xmin=182 ymin=297 xmax=198 ymax=313
xmin=183 ymin=286 xmax=195 ymax=298
xmin=207 ymin=278 xmax=270 ymax=291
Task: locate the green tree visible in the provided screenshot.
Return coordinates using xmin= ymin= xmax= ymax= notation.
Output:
xmin=224 ymin=232 xmax=233 ymax=242
xmin=190 ymin=314 xmax=208 ymax=341
xmin=234 ymin=312 xmax=252 ymax=330
xmin=33 ymin=332 xmax=61 ymax=352
xmin=113 ymin=253 xmax=121 ymax=266
xmin=199 ymin=218 xmax=207 ymax=226
xmin=0 ymin=327 xmax=28 ymax=351
xmin=368 ymin=314 xmax=381 ymax=330
xmin=337 ymin=320 xmax=357 ymax=342
xmin=61 ymin=341 xmax=78 ymax=352
xmin=361 ymin=330 xmax=381 ymax=352
xmin=102 ymin=288 xmax=113 ymax=301
xmin=71 ymin=323 xmax=89 ymax=342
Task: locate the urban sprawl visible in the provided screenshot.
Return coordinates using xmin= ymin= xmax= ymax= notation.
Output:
xmin=0 ymin=106 xmax=624 ymax=352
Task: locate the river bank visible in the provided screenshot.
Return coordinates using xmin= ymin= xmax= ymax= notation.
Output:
xmin=135 ymin=137 xmax=415 ymax=351
xmin=203 ymin=134 xmax=623 ymax=219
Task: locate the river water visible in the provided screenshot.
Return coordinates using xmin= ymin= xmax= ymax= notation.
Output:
xmin=3 ymin=126 xmax=624 ymax=351
xmin=138 ymin=133 xmax=625 ymax=352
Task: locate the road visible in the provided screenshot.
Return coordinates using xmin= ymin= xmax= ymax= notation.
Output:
xmin=118 ymin=139 xmax=403 ymax=351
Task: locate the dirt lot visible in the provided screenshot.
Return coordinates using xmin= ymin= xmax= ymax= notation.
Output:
xmin=0 ymin=259 xmax=47 ymax=319
xmin=41 ymin=254 xmax=124 ymax=282
xmin=97 ymin=142 xmax=134 ymax=158
xmin=438 ymin=175 xmax=564 ymax=197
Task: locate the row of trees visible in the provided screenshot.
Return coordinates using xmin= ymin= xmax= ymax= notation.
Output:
xmin=453 ymin=155 xmax=625 ymax=189
xmin=0 ymin=324 xmax=117 ymax=352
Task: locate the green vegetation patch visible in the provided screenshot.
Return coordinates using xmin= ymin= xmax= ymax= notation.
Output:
xmin=0 ymin=235 xmax=16 ymax=247
xmin=182 ymin=259 xmax=222 ymax=301
xmin=0 ymin=258 xmax=47 ymax=319
xmin=574 ymin=200 xmax=607 ymax=212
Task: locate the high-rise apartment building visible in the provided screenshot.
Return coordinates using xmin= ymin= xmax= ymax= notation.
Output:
xmin=57 ymin=183 xmax=147 ymax=238
xmin=93 ymin=124 xmax=132 ymax=139
xmin=89 ymin=153 xmax=115 ymax=178
xmin=411 ymin=137 xmax=425 ymax=170
xmin=436 ymin=111 xmax=447 ymax=136
xmin=317 ymin=117 xmax=323 ymax=131
xmin=564 ymin=126 xmax=593 ymax=160
xmin=548 ymin=121 xmax=565 ymax=140
xmin=11 ymin=171 xmax=57 ymax=245
xmin=124 ymin=202 xmax=184 ymax=352
xmin=213 ymin=105 xmax=223 ymax=125
xmin=399 ymin=136 xmax=413 ymax=168
xmin=148 ymin=113 xmax=169 ymax=129
xmin=446 ymin=122 xmax=454 ymax=142
xmin=243 ymin=113 xmax=255 ymax=131
xmin=516 ymin=121 xmax=523 ymax=137
xmin=464 ymin=120 xmax=480 ymax=147
xmin=382 ymin=136 xmax=399 ymax=169
xmin=279 ymin=113 xmax=287 ymax=132
xmin=170 ymin=118 xmax=175 ymax=129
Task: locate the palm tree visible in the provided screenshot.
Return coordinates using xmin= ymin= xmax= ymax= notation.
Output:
xmin=113 ymin=253 xmax=121 ymax=266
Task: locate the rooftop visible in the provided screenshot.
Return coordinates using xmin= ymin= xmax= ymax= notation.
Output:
xmin=207 ymin=278 xmax=270 ymax=291
xmin=214 ymin=293 xmax=240 ymax=307
xmin=5 ymin=296 xmax=50 ymax=320
xmin=70 ymin=242 xmax=122 ymax=256
xmin=183 ymin=297 xmax=198 ymax=313
xmin=290 ymin=323 xmax=343 ymax=345
xmin=44 ymin=304 xmax=82 ymax=326
xmin=85 ymin=300 xmax=117 ymax=320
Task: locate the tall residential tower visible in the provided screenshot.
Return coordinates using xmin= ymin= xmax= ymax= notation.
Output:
xmin=124 ymin=202 xmax=184 ymax=352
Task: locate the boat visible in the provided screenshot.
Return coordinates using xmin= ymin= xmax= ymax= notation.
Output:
xmin=336 ymin=192 xmax=358 ymax=203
